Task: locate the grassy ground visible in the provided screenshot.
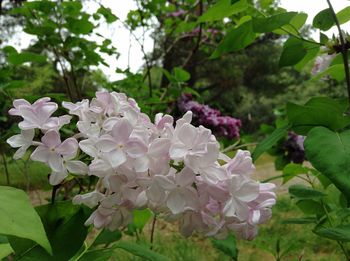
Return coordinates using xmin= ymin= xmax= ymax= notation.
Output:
xmin=0 ymin=153 xmax=345 ymax=260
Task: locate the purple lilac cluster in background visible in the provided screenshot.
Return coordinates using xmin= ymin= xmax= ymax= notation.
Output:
xmin=177 ymin=94 xmax=241 ymax=139
xmin=284 ymin=132 xmax=305 ymax=163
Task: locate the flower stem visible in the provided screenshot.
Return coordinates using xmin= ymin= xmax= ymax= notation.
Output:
xmin=150 ymin=214 xmax=157 ymax=249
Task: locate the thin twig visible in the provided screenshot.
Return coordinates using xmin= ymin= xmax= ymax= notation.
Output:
xmin=182 ymin=0 xmax=203 ymax=68
xmin=150 ymin=215 xmax=157 ymax=249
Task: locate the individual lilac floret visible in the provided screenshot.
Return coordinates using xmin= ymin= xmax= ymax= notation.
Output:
xmin=177 ymin=94 xmax=241 ymax=139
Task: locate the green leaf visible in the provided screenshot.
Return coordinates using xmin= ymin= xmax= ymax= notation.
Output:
xmin=7 ymin=52 xmax=46 ymax=65
xmin=273 ymin=13 xmax=308 ymax=35
xmin=289 ymin=184 xmax=326 ymax=199
xmin=78 ymin=249 xmax=113 ymax=261
xmin=279 ymin=37 xmax=306 ymax=67
xmin=336 ymin=6 xmax=350 ymax=25
xmin=24 ymin=1 xmax=55 ymax=14
xmin=320 ymin=32 xmax=329 ymax=44
xmin=287 ymin=97 xmax=350 ymax=135
xmin=62 ymin=1 xmax=83 ymax=16
xmin=0 ymin=186 xmax=51 ymax=254
xmin=294 ymin=41 xmax=320 ymax=71
xmin=253 ymin=12 xmax=297 ymax=33
xmin=65 ymin=16 xmax=94 ymax=34
xmin=198 ymin=0 xmax=247 ymax=22
xmin=0 ymin=243 xmax=13 ymax=259
xmin=97 ymin=6 xmax=118 ymax=23
xmin=92 ymin=229 xmax=122 ymax=247
xmin=314 ymin=225 xmax=350 ymax=242
xmin=313 ymin=8 xmax=334 ymax=31
xmin=252 ymin=124 xmax=290 ymax=161
xmin=311 ymin=64 xmax=345 ymax=82
xmin=282 ymin=163 xmax=309 ymax=184
xmin=305 ymin=127 xmax=350 ymax=202
xmin=114 ymin=241 xmax=170 ymax=261
xmin=211 ymin=21 xmax=256 ymax=58
xmin=173 ymin=67 xmax=190 ymax=82
xmin=8 ymin=202 xmax=90 ymax=260
xmin=296 ymin=199 xmax=325 ymax=215
xmin=211 ymin=234 xmax=238 ymax=260
xmin=132 ymin=209 xmax=153 ymax=231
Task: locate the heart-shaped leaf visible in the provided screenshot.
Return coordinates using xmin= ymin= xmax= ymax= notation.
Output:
xmin=305 ymin=127 xmax=350 ymax=202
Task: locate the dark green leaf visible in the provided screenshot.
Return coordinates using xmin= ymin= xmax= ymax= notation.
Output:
xmin=314 ymin=225 xmax=350 ymax=242
xmin=0 ymin=186 xmax=51 ymax=254
xmin=65 ymin=16 xmax=94 ymax=34
xmin=211 ymin=21 xmax=256 ymax=58
xmin=320 ymin=32 xmax=329 ymax=44
xmin=296 ymin=199 xmax=325 ymax=215
xmin=313 ymin=8 xmax=334 ymax=31
xmin=211 ymin=234 xmax=238 ymax=260
xmin=7 ymin=52 xmax=46 ymax=65
xmin=305 ymin=127 xmax=350 ymax=202
xmin=97 ymin=6 xmax=118 ymax=23
xmin=252 ymin=124 xmax=290 ymax=161
xmin=287 ymin=97 xmax=350 ymax=135
xmin=62 ymin=2 xmax=83 ymax=16
xmin=114 ymin=241 xmax=170 ymax=261
xmin=92 ymin=229 xmax=122 ymax=247
xmin=289 ymin=184 xmax=326 ymax=199
xmin=253 ymin=12 xmax=297 ymax=33
xmin=279 ymin=37 xmax=307 ymax=67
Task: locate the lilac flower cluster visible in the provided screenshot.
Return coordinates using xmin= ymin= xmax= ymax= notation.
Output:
xmin=284 ymin=132 xmax=305 ymax=164
xmin=7 ymin=91 xmax=275 ymax=240
xmin=177 ymin=94 xmax=242 ymax=139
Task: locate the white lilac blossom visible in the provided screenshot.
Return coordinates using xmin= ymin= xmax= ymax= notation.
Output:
xmin=7 ymin=91 xmax=276 ymax=240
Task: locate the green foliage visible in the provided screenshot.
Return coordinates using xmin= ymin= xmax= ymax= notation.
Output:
xmin=211 ymin=234 xmax=238 ymax=260
xmin=314 ymin=225 xmax=350 ymax=242
xmin=0 ymin=186 xmax=51 ymax=254
xmin=91 ymin=229 xmax=122 ymax=247
xmin=211 ymin=21 xmax=255 ymax=58
xmin=114 ymin=241 xmax=170 ymax=261
xmin=253 ymin=12 xmax=297 ymax=33
xmin=336 ymin=6 xmax=350 ymax=25
xmin=305 ymin=127 xmax=350 ymax=202
xmin=252 ymin=124 xmax=289 ymax=161
xmin=198 ymin=0 xmax=247 ymax=22
xmin=282 ymin=163 xmax=309 ymax=184
xmin=8 ymin=201 xmax=90 ymax=260
xmin=289 ymin=184 xmax=326 ymax=200
xmin=287 ymin=97 xmax=350 ymax=135
xmin=312 ymin=8 xmax=334 ymax=31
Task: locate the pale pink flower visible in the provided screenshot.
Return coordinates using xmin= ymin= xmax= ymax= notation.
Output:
xmin=7 ymin=129 xmax=34 ymax=159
